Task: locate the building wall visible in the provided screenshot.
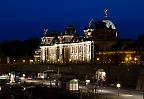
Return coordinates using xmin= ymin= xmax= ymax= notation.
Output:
xmin=36 ymin=41 xmax=94 ymax=63
xmin=69 ymin=41 xmax=93 ymax=62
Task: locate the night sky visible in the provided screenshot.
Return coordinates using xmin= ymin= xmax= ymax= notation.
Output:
xmin=0 ymin=0 xmax=144 ymax=41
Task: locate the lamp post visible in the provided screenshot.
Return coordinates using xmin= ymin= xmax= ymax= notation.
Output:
xmin=117 ymin=83 xmax=121 ymax=96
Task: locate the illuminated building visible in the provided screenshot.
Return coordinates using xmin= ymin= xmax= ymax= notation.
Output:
xmin=34 ymin=25 xmax=94 ymax=63
xmin=34 ymin=10 xmax=139 ymax=64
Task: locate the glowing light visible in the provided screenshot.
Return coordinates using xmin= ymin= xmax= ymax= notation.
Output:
xmin=97 ymin=58 xmax=100 ymax=61
xmin=134 ymin=57 xmax=137 ymax=61
xmin=30 ymin=60 xmax=34 ymax=63
xmin=125 ymin=58 xmax=128 ymax=61
xmin=86 ymin=80 xmax=90 ymax=85
xmin=41 ymin=75 xmax=44 ymax=79
xmin=23 ymin=74 xmax=25 ymax=77
xmin=117 ymin=83 xmax=121 ymax=88
xmin=23 ymin=60 xmax=25 ymax=63
xmin=129 ymin=57 xmax=132 ymax=60
xmin=101 ymin=72 xmax=106 ymax=76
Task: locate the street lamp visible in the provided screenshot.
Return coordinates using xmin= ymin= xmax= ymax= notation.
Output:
xmin=117 ymin=83 xmax=121 ymax=96
xmin=23 ymin=74 xmax=25 ymax=77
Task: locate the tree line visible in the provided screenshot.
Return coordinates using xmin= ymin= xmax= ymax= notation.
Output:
xmin=0 ymin=38 xmax=40 ymax=63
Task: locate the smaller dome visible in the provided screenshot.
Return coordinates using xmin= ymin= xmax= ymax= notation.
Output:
xmin=103 ymin=19 xmax=116 ymax=29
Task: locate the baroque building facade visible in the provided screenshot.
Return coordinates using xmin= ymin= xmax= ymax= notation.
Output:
xmin=34 ymin=26 xmax=95 ymax=63
xmin=34 ymin=11 xmax=139 ymax=65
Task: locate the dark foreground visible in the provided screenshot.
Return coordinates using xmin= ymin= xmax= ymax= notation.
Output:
xmin=0 ymin=84 xmax=79 ymax=99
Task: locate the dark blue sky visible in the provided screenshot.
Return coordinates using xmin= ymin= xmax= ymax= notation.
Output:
xmin=0 ymin=0 xmax=144 ymax=40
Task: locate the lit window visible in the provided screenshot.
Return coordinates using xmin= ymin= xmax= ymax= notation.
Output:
xmin=97 ymin=58 xmax=100 ymax=61
xmin=30 ymin=60 xmax=34 ymax=63
xmin=134 ymin=57 xmax=137 ymax=61
xmin=125 ymin=58 xmax=128 ymax=61
xmin=129 ymin=57 xmax=132 ymax=60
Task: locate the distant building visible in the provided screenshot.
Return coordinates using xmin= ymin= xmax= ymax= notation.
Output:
xmin=34 ymin=25 xmax=94 ymax=63
xmin=34 ymin=10 xmax=139 ymax=65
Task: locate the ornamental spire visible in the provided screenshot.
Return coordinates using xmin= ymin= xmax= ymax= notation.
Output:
xmin=89 ymin=18 xmax=93 ymax=28
xmin=104 ymin=9 xmax=109 ymax=18
xmin=44 ymin=28 xmax=48 ymax=36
